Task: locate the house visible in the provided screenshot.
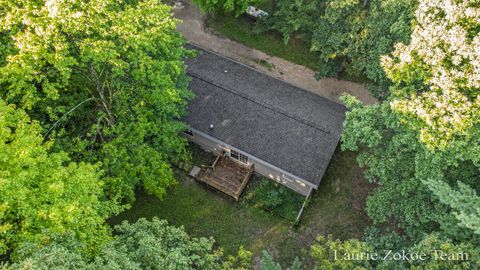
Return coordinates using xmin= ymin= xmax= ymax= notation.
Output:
xmin=184 ymin=45 xmax=346 ymax=197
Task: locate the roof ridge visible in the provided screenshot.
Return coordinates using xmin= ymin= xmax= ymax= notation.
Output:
xmin=188 ymin=71 xmax=331 ymax=135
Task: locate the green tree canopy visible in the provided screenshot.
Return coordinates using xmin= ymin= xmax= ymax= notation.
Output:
xmin=7 ymin=218 xmax=252 ymax=270
xmin=311 ymin=235 xmax=373 ymax=270
xmin=192 ymin=0 xmax=253 ymax=15
xmin=0 ymin=0 xmax=193 ymax=205
xmin=102 ymin=218 xmax=223 ymax=269
xmin=310 ymin=234 xmax=479 ymax=270
xmin=0 ymin=99 xmax=114 ymax=257
xmin=408 ymin=234 xmax=480 ymax=270
xmin=341 ymin=0 xmax=480 ymax=244
xmin=260 ymin=0 xmax=416 ymax=97
xmin=258 ymin=250 xmax=302 ymax=270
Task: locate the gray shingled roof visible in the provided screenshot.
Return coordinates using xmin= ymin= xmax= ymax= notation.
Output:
xmin=185 ymin=45 xmax=346 ymax=186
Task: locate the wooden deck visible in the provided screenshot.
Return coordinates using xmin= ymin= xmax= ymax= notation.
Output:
xmin=191 ymin=155 xmax=253 ymax=200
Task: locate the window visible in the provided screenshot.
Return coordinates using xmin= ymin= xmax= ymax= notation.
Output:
xmin=184 ymin=129 xmax=194 ymax=137
xmin=230 ymin=149 xmax=248 ymax=164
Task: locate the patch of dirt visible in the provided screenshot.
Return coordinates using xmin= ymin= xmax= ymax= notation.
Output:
xmin=173 ymin=0 xmax=377 ymax=105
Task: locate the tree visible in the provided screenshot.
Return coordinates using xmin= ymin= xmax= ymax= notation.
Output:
xmin=311 ymin=235 xmax=372 ymax=270
xmin=259 ymin=0 xmax=318 ymax=44
xmin=261 ymin=0 xmax=416 ymax=97
xmin=341 ymin=95 xmax=445 ymax=240
xmin=259 ymin=250 xmax=302 ymax=270
xmin=408 ymin=234 xmax=480 ymax=270
xmin=309 ymin=233 xmax=479 ymax=270
xmin=259 ymin=251 xmax=282 ymax=270
xmin=222 ymin=246 xmax=253 ymax=270
xmin=8 ymin=218 xmax=251 ymax=270
xmin=0 ymin=99 xmax=115 ymax=257
xmin=341 ymin=0 xmax=480 ymax=243
xmin=6 ymin=236 xmax=91 ymax=270
xmin=102 ymin=218 xmax=223 ymax=270
xmin=380 ymin=0 xmax=480 ymax=241
xmin=192 ymin=0 xmax=253 ymax=15
xmin=0 ymin=0 xmax=193 ymax=205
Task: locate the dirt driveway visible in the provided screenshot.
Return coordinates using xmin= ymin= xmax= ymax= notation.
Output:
xmin=173 ymin=0 xmax=377 ymax=105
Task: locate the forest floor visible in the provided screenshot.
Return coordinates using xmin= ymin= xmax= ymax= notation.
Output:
xmin=173 ymin=0 xmax=377 ymax=105
xmin=110 ymin=146 xmax=374 ymax=269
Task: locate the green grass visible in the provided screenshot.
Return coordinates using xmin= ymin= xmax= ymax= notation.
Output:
xmin=109 ymin=176 xmax=282 ymax=255
xmin=109 ymin=147 xmax=372 ymax=268
xmin=206 ymin=13 xmax=320 ymax=71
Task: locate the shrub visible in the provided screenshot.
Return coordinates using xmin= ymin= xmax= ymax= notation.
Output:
xmin=244 ymin=177 xmax=304 ymax=221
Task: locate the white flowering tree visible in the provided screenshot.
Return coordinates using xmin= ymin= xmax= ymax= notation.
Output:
xmin=342 ymin=0 xmax=480 ymax=243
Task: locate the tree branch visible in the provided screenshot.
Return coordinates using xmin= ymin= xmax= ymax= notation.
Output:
xmin=43 ymin=97 xmax=95 ymax=139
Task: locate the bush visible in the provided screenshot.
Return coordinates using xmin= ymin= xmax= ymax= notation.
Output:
xmin=244 ymin=177 xmax=305 ymax=221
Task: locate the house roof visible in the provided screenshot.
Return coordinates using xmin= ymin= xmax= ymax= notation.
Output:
xmin=184 ymin=45 xmax=346 ymax=187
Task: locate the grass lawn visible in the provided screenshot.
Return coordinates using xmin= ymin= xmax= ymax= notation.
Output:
xmin=109 ymin=147 xmax=372 ymax=268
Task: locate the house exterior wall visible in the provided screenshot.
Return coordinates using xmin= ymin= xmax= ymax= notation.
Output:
xmin=184 ymin=129 xmax=316 ymax=196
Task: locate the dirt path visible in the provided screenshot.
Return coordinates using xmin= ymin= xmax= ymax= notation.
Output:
xmin=173 ymin=1 xmax=377 ymax=105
